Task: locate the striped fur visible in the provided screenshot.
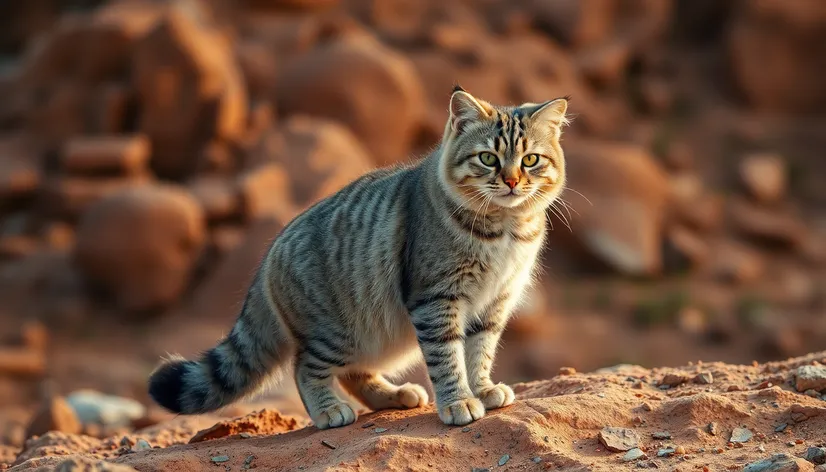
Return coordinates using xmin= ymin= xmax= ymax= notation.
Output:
xmin=148 ymin=88 xmax=569 ymax=429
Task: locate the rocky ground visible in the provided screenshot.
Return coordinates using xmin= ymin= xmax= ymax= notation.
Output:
xmin=4 ymin=352 xmax=826 ymax=471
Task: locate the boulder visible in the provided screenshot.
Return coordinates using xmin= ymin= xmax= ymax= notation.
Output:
xmin=269 ymin=117 xmax=374 ymax=206
xmin=25 ymin=396 xmax=81 ymax=439
xmin=552 ymin=140 xmax=671 ymax=276
xmin=729 ymin=0 xmax=826 ymax=113
xmin=133 ymin=3 xmax=248 ymax=178
xmin=237 ymin=164 xmax=297 ymax=223
xmin=73 ymin=185 xmax=206 ymax=313
xmin=740 ymin=153 xmax=787 ymax=204
xmin=61 ymin=135 xmax=150 ymax=177
xmin=276 ymin=31 xmax=425 ymax=166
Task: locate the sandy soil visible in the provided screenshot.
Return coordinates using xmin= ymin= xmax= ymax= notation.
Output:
xmin=7 ymin=352 xmax=826 ymax=472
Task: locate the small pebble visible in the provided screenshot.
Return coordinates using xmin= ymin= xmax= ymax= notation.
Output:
xmin=374 ymin=427 xmax=388 ymax=433
xmin=558 ymin=367 xmax=576 ymax=375
xmin=133 ymin=439 xmax=151 ymax=451
xmin=787 ymin=442 xmax=796 ymax=447
xmin=730 ymin=427 xmax=753 ymax=443
xmin=623 ymin=448 xmax=647 ymax=462
xmin=321 ymin=440 xmax=337 ymax=450
xmin=707 ymin=422 xmax=719 ymax=436
xmin=532 ymin=457 xmax=542 ymax=463
xmin=641 ymin=403 xmax=653 ymax=412
xmin=543 ymin=436 xmax=549 ymax=442
xmin=211 ymin=456 xmax=230 ymax=463
xmin=658 ymin=448 xmax=676 ymax=457
xmin=758 ymin=445 xmax=765 ymax=453
xmin=498 ymin=454 xmax=510 ymax=466
xmin=674 ymin=446 xmax=686 ymax=455
xmin=652 ymin=432 xmax=672 ymax=440
xmin=694 ymin=372 xmax=714 ymax=385
xmin=461 ymin=427 xmax=471 ymax=433
xmin=804 ymin=389 xmax=821 ymax=398
xmin=774 ymin=423 xmax=788 ymax=432
xmin=475 ymin=432 xmax=482 ymax=439
xmin=361 ymin=422 xmax=375 ymax=429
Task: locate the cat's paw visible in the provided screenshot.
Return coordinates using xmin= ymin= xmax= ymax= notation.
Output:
xmin=397 ymin=383 xmax=429 ymax=408
xmin=437 ymin=398 xmax=485 ymax=426
xmin=314 ymin=403 xmax=357 ymax=429
xmin=477 ymin=383 xmax=515 ymax=410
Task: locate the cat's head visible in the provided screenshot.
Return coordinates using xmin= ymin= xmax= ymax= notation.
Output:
xmin=439 ymin=86 xmax=568 ymax=211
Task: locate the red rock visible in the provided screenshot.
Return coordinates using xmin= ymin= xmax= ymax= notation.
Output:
xmin=25 ymin=397 xmax=81 ymax=439
xmin=526 ymin=0 xmax=618 ymax=48
xmin=39 ymin=176 xmax=150 ymax=220
xmin=0 ymin=133 xmax=42 ymax=204
xmin=273 ymin=117 xmax=374 ymax=206
xmin=553 ymin=140 xmax=671 ymax=276
xmin=74 ymin=185 xmax=206 ymax=313
xmin=185 ymin=217 xmax=285 ymax=321
xmin=187 ymin=176 xmax=241 ymax=223
xmin=729 ymin=198 xmax=807 ymax=248
xmin=276 ymin=31 xmax=425 ymax=166
xmin=664 ymin=225 xmax=710 ymax=271
xmin=739 ymin=153 xmax=787 ymax=204
xmin=729 ymin=0 xmax=826 ymax=113
xmin=133 ymin=3 xmax=248 ymax=178
xmin=89 ymin=82 xmax=131 ymax=134
xmin=237 ymin=164 xmax=296 ymax=223
xmin=189 ymin=409 xmax=301 ymax=443
xmin=577 ymin=39 xmax=633 ymax=87
xmin=707 ymin=240 xmax=764 ymax=285
xmin=62 ymin=136 xmax=150 ymax=177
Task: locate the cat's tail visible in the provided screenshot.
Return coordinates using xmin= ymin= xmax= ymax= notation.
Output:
xmin=148 ymin=270 xmax=292 ymax=414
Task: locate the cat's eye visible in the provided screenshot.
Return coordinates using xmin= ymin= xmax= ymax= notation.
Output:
xmin=522 ymin=154 xmax=540 ymax=167
xmin=478 ymin=152 xmax=498 ymax=167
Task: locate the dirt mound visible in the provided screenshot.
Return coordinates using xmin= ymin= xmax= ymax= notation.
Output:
xmin=7 ymin=352 xmax=826 ymax=471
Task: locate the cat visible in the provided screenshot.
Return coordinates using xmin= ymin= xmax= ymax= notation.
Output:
xmin=148 ymin=86 xmax=569 ymax=429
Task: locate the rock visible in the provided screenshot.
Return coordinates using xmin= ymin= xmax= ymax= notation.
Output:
xmin=276 ymin=31 xmax=425 ymax=166
xmin=133 ymin=3 xmax=248 ymax=178
xmin=40 ymin=176 xmax=151 ymax=220
xmin=525 ymin=0 xmax=617 ymax=48
xmin=61 ymin=135 xmax=150 ymax=177
xmin=0 ymin=346 xmax=47 ymax=378
xmin=795 ymin=366 xmax=826 ymax=393
xmin=729 ymin=198 xmax=807 ymax=248
xmin=74 ymin=185 xmax=205 ymax=313
xmin=708 ymin=240 xmax=764 ymax=285
xmin=187 ymin=176 xmax=241 ymax=223
xmin=0 ymin=133 xmax=42 ymax=205
xmin=651 ymin=431 xmax=671 ymax=440
xmin=694 ymin=372 xmax=714 ymax=385
xmin=729 ymin=0 xmax=826 ymax=113
xmin=25 ymin=396 xmax=81 ymax=438
xmin=184 ymin=217 xmax=285 ymax=321
xmin=707 ymin=422 xmax=719 ymax=436
xmin=55 ymin=458 xmax=139 ymax=472
xmin=189 ymin=409 xmax=302 ymax=443
xmin=133 ymin=439 xmax=151 ymax=452
xmin=663 ymin=225 xmax=710 ymax=272
xmin=576 ymin=39 xmax=633 ymax=88
xmin=623 ymin=448 xmax=647 ymax=462
xmin=657 ymin=447 xmax=676 ymax=457
xmin=804 ymin=447 xmax=826 ymax=465
xmin=237 ymin=164 xmax=297 ymax=223
xmin=660 ymin=373 xmax=690 ymax=388
xmin=554 ymin=140 xmax=670 ymax=276
xmin=730 ymin=427 xmax=754 ymax=443
xmin=66 ymin=390 xmax=146 ymax=428
xmin=598 ymin=427 xmax=640 ymax=452
xmin=264 ymin=117 xmax=375 ymax=206
xmin=740 ymin=153 xmax=787 ymax=204
xmin=743 ymin=454 xmax=815 ymax=472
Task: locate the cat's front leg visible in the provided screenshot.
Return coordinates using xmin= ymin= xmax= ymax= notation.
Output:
xmin=410 ymin=296 xmax=485 ymax=426
xmin=465 ymin=292 xmax=516 ymax=410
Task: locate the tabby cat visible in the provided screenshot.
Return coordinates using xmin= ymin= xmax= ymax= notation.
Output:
xmin=149 ymin=87 xmax=569 ymax=429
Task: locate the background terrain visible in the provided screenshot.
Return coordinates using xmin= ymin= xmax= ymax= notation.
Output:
xmin=0 ymin=0 xmax=824 ymax=470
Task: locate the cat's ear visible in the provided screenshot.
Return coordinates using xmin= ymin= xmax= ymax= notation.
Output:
xmin=449 ymin=86 xmax=492 ymax=134
xmin=522 ymin=96 xmax=569 ymax=128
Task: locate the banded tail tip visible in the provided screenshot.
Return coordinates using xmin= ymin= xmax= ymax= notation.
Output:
xmin=148 ymin=359 xmax=190 ymax=414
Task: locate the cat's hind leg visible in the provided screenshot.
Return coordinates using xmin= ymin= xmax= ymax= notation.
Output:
xmin=295 ymin=354 xmax=356 ymax=429
xmin=339 ymin=372 xmax=428 ymax=410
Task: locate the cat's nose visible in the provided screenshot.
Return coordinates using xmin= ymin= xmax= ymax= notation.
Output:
xmin=503 ymin=176 xmax=518 ymax=189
